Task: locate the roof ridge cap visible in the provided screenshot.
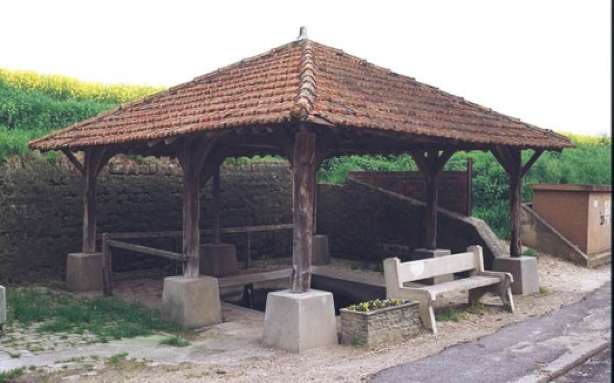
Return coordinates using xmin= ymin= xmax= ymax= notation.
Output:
xmin=291 ymin=40 xmax=317 ymax=120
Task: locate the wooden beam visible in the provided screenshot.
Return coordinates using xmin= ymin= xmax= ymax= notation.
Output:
xmin=410 ymin=150 xmax=455 ymax=249
xmin=181 ymin=138 xmax=205 ymax=278
xmin=212 ymin=167 xmax=221 ymax=245
xmin=291 ymin=123 xmax=317 ymax=293
xmin=102 ymin=233 xmax=112 ymax=296
xmin=61 ymin=149 xmax=84 ymax=175
xmin=107 ymin=240 xmax=186 ymax=261
xmin=509 ymin=148 xmax=523 ymax=257
xmin=82 ymin=148 xmax=104 ymax=253
xmin=521 ymin=149 xmax=544 ymax=178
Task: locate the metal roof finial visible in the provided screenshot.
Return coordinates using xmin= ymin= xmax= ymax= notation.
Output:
xmin=297 ymin=26 xmax=308 ymax=40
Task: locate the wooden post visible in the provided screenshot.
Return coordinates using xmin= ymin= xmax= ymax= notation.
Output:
xmin=80 ymin=148 xmax=114 ymax=253
xmin=212 ymin=167 xmax=221 ymax=245
xmin=509 ymin=149 xmax=522 ymax=257
xmin=82 ymin=151 xmax=98 ymax=253
xmin=181 ymin=145 xmax=202 ymax=279
xmin=410 ymin=150 xmax=455 ymax=249
xmin=492 ymin=147 xmax=544 ymax=257
xmin=291 ymin=124 xmax=317 ymax=293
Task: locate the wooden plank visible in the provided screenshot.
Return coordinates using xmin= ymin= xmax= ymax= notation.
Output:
xmin=97 ymin=224 xmax=294 ymax=240
xmin=218 ymin=268 xmax=292 ymax=288
xmin=422 ymin=275 xmax=500 ymax=296
xmin=291 ymin=123 xmax=317 ymax=293
xmin=82 ymin=148 xmax=99 ymax=253
xmin=181 ymin=139 xmax=202 ymax=278
xmin=107 ymin=240 xmax=186 ymax=261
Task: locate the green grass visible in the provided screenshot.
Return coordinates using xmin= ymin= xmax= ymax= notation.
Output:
xmin=106 ymin=352 xmax=129 ymax=369
xmin=466 ymin=302 xmax=486 ymax=316
xmin=6 ymin=351 xmax=20 ymax=359
xmin=435 ymin=307 xmax=463 ymax=322
xmin=6 ymin=288 xmax=179 ymax=340
xmin=159 ymin=336 xmax=190 ymax=347
xmin=539 ymin=286 xmax=551 ymax=295
xmin=0 ymin=367 xmax=25 ymax=383
xmin=523 ymin=248 xmax=538 ymax=257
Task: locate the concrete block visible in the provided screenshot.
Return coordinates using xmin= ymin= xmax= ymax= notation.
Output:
xmin=200 ymin=243 xmax=238 ymax=277
xmin=493 ymin=256 xmax=539 ymax=295
xmin=410 ymin=248 xmax=452 ymax=285
xmin=162 ymin=276 xmax=222 ymax=329
xmin=66 ymin=252 xmax=103 ymax=292
xmin=263 ymin=289 xmax=338 ymax=353
xmin=313 ymin=235 xmax=330 ymax=265
xmin=0 ymin=285 xmax=6 ymax=330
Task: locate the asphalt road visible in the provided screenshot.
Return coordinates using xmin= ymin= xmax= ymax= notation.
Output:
xmin=371 ymin=282 xmax=611 ymax=383
xmin=553 ymin=345 xmax=611 ymax=383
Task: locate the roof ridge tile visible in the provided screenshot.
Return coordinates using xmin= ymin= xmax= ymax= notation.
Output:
xmin=291 ymin=40 xmax=317 ymax=120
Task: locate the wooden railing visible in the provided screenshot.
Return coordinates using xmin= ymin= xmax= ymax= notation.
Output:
xmin=101 ymin=224 xmax=293 ymax=296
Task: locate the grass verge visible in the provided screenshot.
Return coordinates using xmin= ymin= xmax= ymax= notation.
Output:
xmin=6 ymin=287 xmax=179 ymax=340
xmin=159 ymin=336 xmax=190 ymax=347
xmin=0 ymin=367 xmax=25 ymax=383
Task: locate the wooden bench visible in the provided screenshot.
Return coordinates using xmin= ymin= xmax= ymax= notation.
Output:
xmin=383 ymin=245 xmax=514 ymax=334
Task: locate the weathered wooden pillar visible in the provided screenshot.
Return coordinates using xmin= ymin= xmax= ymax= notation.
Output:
xmin=509 ymin=149 xmax=522 ymax=258
xmin=291 ymin=124 xmax=317 ymax=293
xmin=82 ymin=150 xmax=98 ymax=253
xmin=212 ymin=167 xmax=221 ymax=245
xmin=492 ymin=147 xmax=544 ymax=257
xmin=410 ymin=150 xmax=455 ymax=249
xmin=181 ymin=145 xmax=202 ymax=279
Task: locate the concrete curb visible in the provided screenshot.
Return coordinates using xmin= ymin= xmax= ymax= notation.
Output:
xmin=513 ymin=338 xmax=611 ymax=383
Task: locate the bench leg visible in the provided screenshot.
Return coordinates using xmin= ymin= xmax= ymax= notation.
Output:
xmin=417 ymin=297 xmax=437 ymax=335
xmin=468 ymin=286 xmax=491 ymax=307
xmin=499 ymin=285 xmax=515 ymax=313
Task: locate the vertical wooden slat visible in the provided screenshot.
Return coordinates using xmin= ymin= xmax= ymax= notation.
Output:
xmin=212 ymin=167 xmax=221 ymax=245
xmin=291 ymin=124 xmax=317 ymax=293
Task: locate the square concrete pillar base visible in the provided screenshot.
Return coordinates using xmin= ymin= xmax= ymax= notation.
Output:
xmin=493 ymin=256 xmax=539 ymax=295
xmin=162 ymin=276 xmax=222 ymax=329
xmin=200 ymin=243 xmax=238 ymax=277
xmin=411 ymin=248 xmax=452 ymax=285
xmin=66 ymin=252 xmax=103 ymax=292
xmin=263 ymin=289 xmax=338 ymax=353
xmin=313 ymin=235 xmax=330 ymax=265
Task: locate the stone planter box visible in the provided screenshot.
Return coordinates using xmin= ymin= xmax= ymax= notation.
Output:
xmin=340 ymin=301 xmax=421 ymax=347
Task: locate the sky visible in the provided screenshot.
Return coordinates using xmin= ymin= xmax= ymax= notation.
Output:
xmin=0 ymin=0 xmax=611 ymax=136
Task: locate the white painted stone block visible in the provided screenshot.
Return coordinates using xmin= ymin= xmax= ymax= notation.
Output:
xmin=263 ymin=289 xmax=338 ymax=353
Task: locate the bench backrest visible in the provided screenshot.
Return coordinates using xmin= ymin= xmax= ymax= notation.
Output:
xmin=384 ymin=246 xmax=484 ymax=290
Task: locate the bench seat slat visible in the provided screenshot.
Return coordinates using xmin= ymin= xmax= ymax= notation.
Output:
xmin=419 ymin=275 xmax=500 ymax=297
xmin=397 ymin=252 xmax=477 ymax=282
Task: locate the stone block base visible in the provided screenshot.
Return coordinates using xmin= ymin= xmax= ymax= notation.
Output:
xmin=411 ymin=248 xmax=452 ymax=285
xmin=66 ymin=252 xmax=103 ymax=292
xmin=263 ymin=289 xmax=338 ymax=353
xmin=200 ymin=243 xmax=238 ymax=277
xmin=313 ymin=235 xmax=330 ymax=265
xmin=162 ymin=276 xmax=222 ymax=329
xmin=493 ymin=256 xmax=539 ymax=295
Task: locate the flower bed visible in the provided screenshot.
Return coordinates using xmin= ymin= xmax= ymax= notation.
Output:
xmin=340 ymin=299 xmax=421 ymax=347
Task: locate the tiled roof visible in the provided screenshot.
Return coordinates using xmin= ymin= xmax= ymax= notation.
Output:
xmin=29 ymin=39 xmax=572 ymax=151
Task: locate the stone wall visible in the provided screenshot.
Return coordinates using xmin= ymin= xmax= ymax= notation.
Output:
xmin=317 ymin=179 xmax=506 ymax=269
xmin=340 ymin=301 xmax=422 ymax=346
xmin=1 ymin=158 xmax=505 ymax=284
xmin=0 ymin=158 xmax=293 ymax=283
xmin=348 ymin=167 xmax=472 ymax=216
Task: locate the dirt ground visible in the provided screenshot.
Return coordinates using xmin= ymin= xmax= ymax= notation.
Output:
xmin=72 ymin=253 xmax=610 ymax=383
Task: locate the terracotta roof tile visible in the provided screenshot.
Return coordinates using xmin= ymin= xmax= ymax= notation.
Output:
xmin=29 ymin=39 xmax=572 ymax=151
